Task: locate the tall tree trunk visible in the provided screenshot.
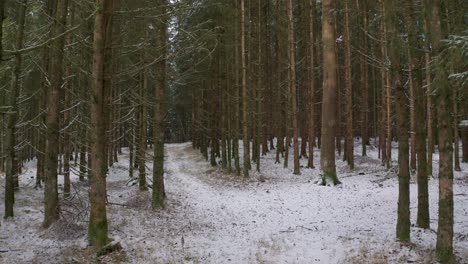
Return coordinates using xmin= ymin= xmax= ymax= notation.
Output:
xmin=423 ymin=18 xmax=434 ymax=175
xmin=430 ymin=0 xmax=454 ymax=260
xmin=453 ymin=91 xmax=461 ymax=171
xmin=385 ymin=0 xmax=410 ymax=242
xmin=241 ymin=0 xmax=250 ymax=177
xmin=233 ymin=0 xmax=241 ymax=176
xmin=360 ymin=0 xmax=369 ymax=156
xmin=307 ymin=0 xmax=316 ymax=169
xmin=63 ymin=6 xmax=75 ymax=198
xmin=409 ymin=55 xmax=416 ymax=172
xmin=379 ymin=18 xmax=387 ymax=164
xmin=344 ymin=0 xmax=354 ymax=170
xmin=138 ymin=67 xmax=148 ymax=191
xmin=43 ymin=0 xmax=69 ymax=228
xmin=320 ymin=0 xmax=339 ymax=185
xmin=287 ymin=0 xmax=300 ymax=175
xmin=405 ymin=0 xmax=429 ymax=229
xmin=88 ymin=0 xmax=112 ymax=248
xmin=63 ymin=69 xmax=71 ymax=198
xmin=4 ymin=0 xmax=27 ymax=219
xmin=152 ymin=0 xmax=168 ymax=209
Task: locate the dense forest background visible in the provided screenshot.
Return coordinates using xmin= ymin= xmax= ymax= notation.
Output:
xmin=0 ymin=0 xmax=467 ymax=263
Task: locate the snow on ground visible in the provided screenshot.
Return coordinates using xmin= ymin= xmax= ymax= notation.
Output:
xmin=0 ymin=139 xmax=467 ymax=264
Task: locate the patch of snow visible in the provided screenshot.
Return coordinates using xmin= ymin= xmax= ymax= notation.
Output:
xmin=0 ymin=139 xmax=467 ymax=263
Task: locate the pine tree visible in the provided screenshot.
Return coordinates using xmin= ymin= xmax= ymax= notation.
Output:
xmin=320 ymin=0 xmax=340 ymax=185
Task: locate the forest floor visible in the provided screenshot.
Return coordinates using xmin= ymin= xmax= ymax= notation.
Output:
xmin=1 ymin=140 xmax=468 ymax=264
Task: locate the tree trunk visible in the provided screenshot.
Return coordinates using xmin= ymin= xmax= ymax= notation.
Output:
xmin=405 ymin=0 xmax=429 ymax=229
xmin=241 ymin=0 xmax=250 ymax=177
xmin=320 ymin=0 xmax=339 ymax=185
xmin=43 ymin=0 xmax=69 ymax=228
xmin=463 ymin=124 xmax=468 ymax=163
xmin=152 ymin=0 xmax=168 ymax=209
xmin=63 ymin=6 xmax=75 ymax=198
xmin=361 ymin=0 xmax=369 ymax=156
xmin=233 ymin=0 xmax=241 ymax=176
xmin=429 ymin=1 xmax=454 ymax=261
xmin=423 ymin=18 xmax=434 ymax=175
xmin=287 ymin=0 xmax=300 ymax=175
xmin=453 ymin=91 xmax=461 ymax=171
xmin=409 ymin=55 xmax=416 ymax=172
xmin=344 ymin=0 xmax=354 ymax=170
xmin=4 ymin=0 xmax=27 ymax=219
xmin=138 ymin=65 xmax=148 ymax=191
xmin=88 ymin=0 xmax=112 ymax=248
xmin=307 ymin=0 xmax=316 ymax=169
xmin=384 ymin=0 xmax=410 ymax=242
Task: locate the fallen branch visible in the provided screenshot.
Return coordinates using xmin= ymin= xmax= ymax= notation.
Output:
xmin=107 ymin=202 xmax=128 ymax=207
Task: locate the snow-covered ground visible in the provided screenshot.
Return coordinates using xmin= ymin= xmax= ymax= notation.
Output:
xmin=0 ymin=139 xmax=467 ymax=263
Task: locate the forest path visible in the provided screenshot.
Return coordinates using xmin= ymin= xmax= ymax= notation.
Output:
xmin=158 ymin=143 xmax=385 ymax=263
xmin=1 ymin=143 xmax=467 ymax=264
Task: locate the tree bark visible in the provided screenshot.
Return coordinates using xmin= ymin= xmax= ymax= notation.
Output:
xmin=361 ymin=0 xmax=369 ymax=156
xmin=423 ymin=18 xmax=434 ymax=175
xmin=286 ymin=0 xmax=300 ymax=175
xmin=43 ymin=0 xmax=69 ymax=228
xmin=384 ymin=0 xmax=410 ymax=242
xmin=152 ymin=0 xmax=168 ymax=210
xmin=463 ymin=124 xmax=468 ymax=162
xmin=429 ymin=0 xmax=454 ymax=261
xmin=307 ymin=0 xmax=316 ymax=169
xmin=139 ymin=64 xmax=148 ymax=191
xmin=344 ymin=0 xmax=354 ymax=170
xmin=404 ymin=0 xmax=429 ymax=229
xmin=4 ymin=0 xmax=27 ymax=219
xmin=241 ymin=0 xmax=250 ymax=177
xmin=88 ymin=0 xmax=112 ymax=248
xmin=320 ymin=0 xmax=339 ymax=184
xmin=453 ymin=91 xmax=461 ymax=171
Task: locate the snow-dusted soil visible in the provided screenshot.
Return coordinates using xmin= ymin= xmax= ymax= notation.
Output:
xmin=1 ymin=140 xmax=468 ymax=264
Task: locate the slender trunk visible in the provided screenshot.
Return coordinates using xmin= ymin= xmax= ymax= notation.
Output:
xmin=138 ymin=66 xmax=148 ymax=191
xmin=361 ymin=0 xmax=369 ymax=156
xmin=233 ymin=0 xmax=241 ymax=176
xmin=63 ymin=7 xmax=75 ymax=198
xmin=4 ymin=0 xmax=27 ymax=219
xmin=63 ymin=71 xmax=71 ymax=198
xmin=430 ymin=1 xmax=454 ymax=260
xmin=423 ymin=18 xmax=434 ymax=175
xmin=307 ymin=0 xmax=316 ymax=169
xmin=409 ymin=62 xmax=416 ymax=172
xmin=43 ymin=0 xmax=69 ymax=228
xmin=404 ymin=0 xmax=430 ymax=229
xmin=379 ymin=18 xmax=387 ymax=164
xmin=344 ymin=0 xmax=353 ymax=170
xmin=453 ymin=91 xmax=461 ymax=171
xmin=152 ymin=0 xmax=168 ymax=209
xmin=241 ymin=0 xmax=250 ymax=177
xmin=287 ymin=0 xmax=300 ymax=175
xmin=384 ymin=0 xmax=410 ymax=242
xmin=88 ymin=0 xmax=112 ymax=248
